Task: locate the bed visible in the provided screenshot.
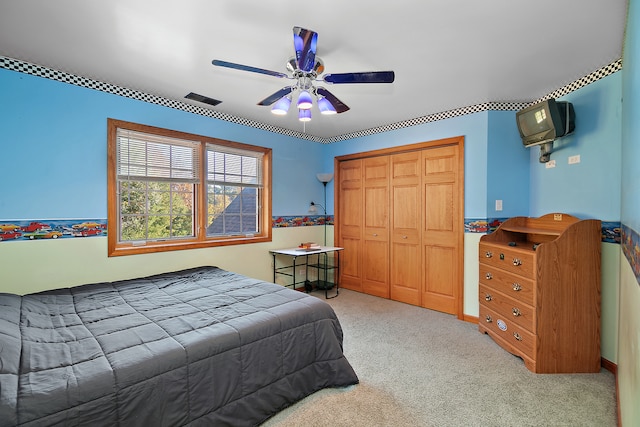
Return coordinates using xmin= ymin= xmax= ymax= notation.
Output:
xmin=0 ymin=266 xmax=359 ymax=426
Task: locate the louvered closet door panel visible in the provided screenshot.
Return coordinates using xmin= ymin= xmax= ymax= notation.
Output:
xmin=421 ymin=145 xmax=461 ymax=314
xmin=390 ymin=151 xmax=422 ymax=305
xmin=362 ymin=156 xmax=389 ymax=298
xmin=338 ymin=159 xmax=363 ymax=291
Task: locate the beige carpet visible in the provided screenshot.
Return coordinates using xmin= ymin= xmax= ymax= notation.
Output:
xmin=266 ymin=382 xmax=422 ymax=427
xmin=262 ymin=289 xmax=617 ymax=427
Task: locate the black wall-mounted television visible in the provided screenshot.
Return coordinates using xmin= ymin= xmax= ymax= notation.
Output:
xmin=516 ymin=98 xmax=575 ymax=147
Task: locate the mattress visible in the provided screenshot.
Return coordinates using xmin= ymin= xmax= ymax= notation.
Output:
xmin=0 ymin=266 xmax=358 ymax=426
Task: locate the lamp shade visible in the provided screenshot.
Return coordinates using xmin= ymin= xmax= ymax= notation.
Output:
xmin=297 ymin=90 xmax=313 ymax=110
xmin=318 ymin=97 xmax=337 ymax=115
xmin=316 ymin=173 xmax=334 ymax=183
xmin=271 ymin=95 xmax=291 ymax=115
xmin=298 ymin=109 xmax=312 ymax=122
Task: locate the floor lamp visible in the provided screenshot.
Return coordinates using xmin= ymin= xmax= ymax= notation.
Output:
xmin=309 ymin=172 xmax=333 ymax=245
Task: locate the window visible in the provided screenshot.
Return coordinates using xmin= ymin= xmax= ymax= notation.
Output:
xmin=205 ymin=144 xmax=262 ymax=237
xmin=107 ymin=119 xmax=271 ymax=256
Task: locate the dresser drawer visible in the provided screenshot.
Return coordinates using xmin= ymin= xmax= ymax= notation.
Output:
xmin=479 ymin=304 xmax=535 ymax=360
xmin=479 ymin=284 xmax=535 ymax=333
xmin=479 ymin=243 xmax=535 ymax=278
xmin=479 ymin=263 xmax=535 ymax=306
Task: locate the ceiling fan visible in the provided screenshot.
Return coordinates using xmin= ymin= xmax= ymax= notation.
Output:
xmin=212 ymin=26 xmax=395 ymax=121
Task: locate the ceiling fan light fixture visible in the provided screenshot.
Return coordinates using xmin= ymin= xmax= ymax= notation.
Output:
xmin=271 ymin=95 xmax=291 ymax=115
xmin=213 ymin=27 xmax=394 ymax=123
xmin=297 ymin=90 xmax=313 ymax=110
xmin=318 ymin=96 xmax=337 ymax=115
xmin=298 ymin=109 xmax=312 ymax=122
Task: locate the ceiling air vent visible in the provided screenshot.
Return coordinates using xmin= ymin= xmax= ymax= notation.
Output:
xmin=185 ymin=92 xmax=222 ymax=106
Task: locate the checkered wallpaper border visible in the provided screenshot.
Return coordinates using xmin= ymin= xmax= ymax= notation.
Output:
xmin=0 ymin=56 xmax=326 ymax=143
xmin=530 ymin=60 xmax=623 ymax=105
xmin=0 ymin=56 xmax=622 ymax=144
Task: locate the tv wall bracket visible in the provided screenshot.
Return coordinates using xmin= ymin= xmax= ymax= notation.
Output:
xmin=535 ymin=103 xmax=574 ymax=163
xmin=539 ymin=142 xmax=553 ymax=163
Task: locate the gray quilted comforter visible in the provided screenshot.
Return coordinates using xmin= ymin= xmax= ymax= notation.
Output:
xmin=0 ymin=266 xmax=358 ymax=426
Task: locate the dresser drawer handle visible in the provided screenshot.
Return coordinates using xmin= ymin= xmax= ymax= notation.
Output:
xmin=512 ymin=283 xmax=522 ymax=291
xmin=485 ymin=251 xmax=493 ymax=258
xmin=512 ymin=258 xmax=522 ymax=266
xmin=485 ymin=294 xmax=492 ymax=302
xmin=513 ymin=332 xmax=522 ymax=341
xmin=485 ymin=315 xmax=492 ymax=323
xmin=512 ymin=308 xmax=521 ymax=317
xmin=372 ymin=233 xmax=378 ymax=237
xmin=402 ymin=235 xmax=408 ymax=239
xmin=485 ymin=272 xmax=493 ymax=280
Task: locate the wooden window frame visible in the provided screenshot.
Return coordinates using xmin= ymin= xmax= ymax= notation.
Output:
xmin=107 ymin=118 xmax=272 ymax=257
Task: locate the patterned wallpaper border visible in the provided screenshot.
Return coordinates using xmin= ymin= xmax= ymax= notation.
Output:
xmin=0 ymin=219 xmax=107 ymax=242
xmin=272 ymin=215 xmax=333 ymax=228
xmin=621 ymin=224 xmax=640 ymax=285
xmin=464 ymin=218 xmax=621 ymax=243
xmin=0 ymin=217 xmax=619 ymax=242
xmin=0 ymin=217 xmax=333 ymax=242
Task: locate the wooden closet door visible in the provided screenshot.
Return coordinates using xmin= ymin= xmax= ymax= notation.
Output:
xmin=390 ymin=151 xmax=422 ymax=305
xmin=421 ymin=145 xmax=462 ymax=314
xmin=362 ymin=157 xmax=390 ymax=298
xmin=338 ymin=159 xmax=363 ymax=292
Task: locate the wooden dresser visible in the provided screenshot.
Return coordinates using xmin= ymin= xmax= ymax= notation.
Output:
xmin=478 ymin=213 xmax=601 ymax=373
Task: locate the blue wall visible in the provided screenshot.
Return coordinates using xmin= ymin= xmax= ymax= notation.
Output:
xmin=529 ymin=73 xmax=622 ymax=221
xmin=323 ymin=111 xmax=491 ymax=218
xmin=486 ymin=110 xmax=530 ymax=218
xmin=0 ymin=68 xmax=326 ymax=219
xmin=618 ymin=1 xmax=640 ymax=424
xmin=622 ymin=0 xmax=640 ymax=233
xmin=0 ymin=65 xmax=622 ymax=226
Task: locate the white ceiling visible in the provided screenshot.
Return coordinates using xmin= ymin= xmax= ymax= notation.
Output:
xmin=0 ymin=1 xmax=628 ymax=140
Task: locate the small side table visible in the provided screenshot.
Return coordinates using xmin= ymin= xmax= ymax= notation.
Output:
xmin=270 ymin=246 xmax=343 ymax=299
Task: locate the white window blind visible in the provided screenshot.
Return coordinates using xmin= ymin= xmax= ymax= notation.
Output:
xmin=206 ymin=143 xmax=262 ymax=187
xmin=205 ymin=143 xmax=263 ymax=236
xmin=117 ymin=129 xmax=201 ymax=183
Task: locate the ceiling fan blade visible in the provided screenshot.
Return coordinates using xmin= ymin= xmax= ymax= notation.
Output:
xmin=212 ymin=59 xmax=288 ymax=79
xmin=323 ymin=71 xmax=395 ymax=84
xmin=316 ymin=87 xmax=350 ymax=113
xmin=257 ymin=87 xmax=294 ymax=106
xmin=293 ymin=27 xmax=318 ymax=73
